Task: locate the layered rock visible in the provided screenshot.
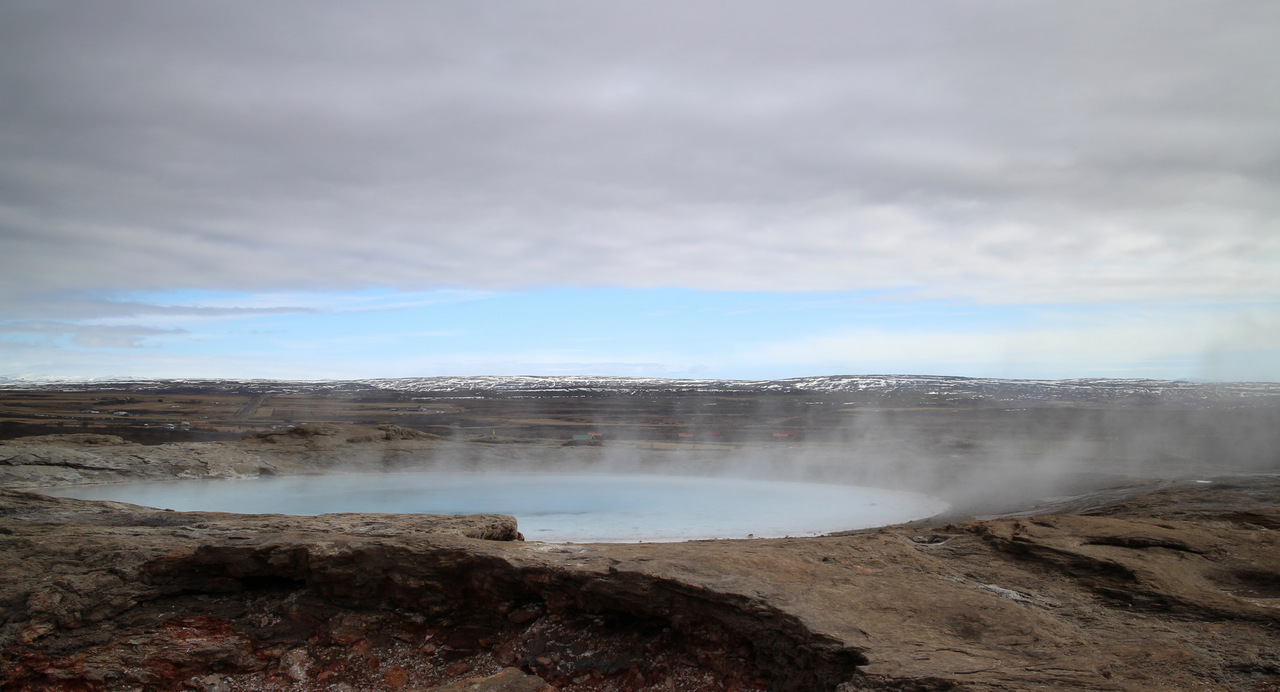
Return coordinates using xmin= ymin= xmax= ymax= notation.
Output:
xmin=0 ymin=434 xmax=275 ymax=487
xmin=3 ymin=476 xmax=1279 ymax=690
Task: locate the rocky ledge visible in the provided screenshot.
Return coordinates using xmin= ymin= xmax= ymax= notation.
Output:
xmin=0 ymin=426 xmax=452 ymax=488
xmin=2 ymin=470 xmax=1279 ymax=691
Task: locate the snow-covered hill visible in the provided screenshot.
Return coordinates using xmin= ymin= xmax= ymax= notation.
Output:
xmin=3 ymin=374 xmax=1278 ymax=404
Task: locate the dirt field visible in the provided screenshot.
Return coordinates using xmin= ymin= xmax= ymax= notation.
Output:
xmin=2 ymin=380 xmax=1279 ymax=690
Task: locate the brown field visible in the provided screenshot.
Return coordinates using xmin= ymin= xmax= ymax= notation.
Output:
xmin=3 ymin=384 xmax=1277 ymax=485
xmin=3 ymin=382 xmax=1280 ymax=690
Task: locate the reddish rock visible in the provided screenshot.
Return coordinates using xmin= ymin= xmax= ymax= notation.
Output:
xmin=444 ymin=661 xmax=472 ymax=677
xmin=384 ymin=664 xmax=410 ymax=689
xmin=425 ymin=667 xmax=558 ymax=691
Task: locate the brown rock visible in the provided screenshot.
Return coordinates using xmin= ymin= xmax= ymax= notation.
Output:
xmin=378 ymin=424 xmax=441 ymax=441
xmin=3 ymin=471 xmax=1280 ymax=691
xmin=506 ymin=603 xmax=543 ymax=624
xmin=492 ymin=641 xmax=519 ymax=666
xmin=425 ymin=667 xmax=557 ymax=692
xmin=384 ymin=664 xmax=409 ymax=689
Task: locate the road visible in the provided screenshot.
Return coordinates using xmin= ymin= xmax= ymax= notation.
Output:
xmin=233 ymin=394 xmax=267 ymax=421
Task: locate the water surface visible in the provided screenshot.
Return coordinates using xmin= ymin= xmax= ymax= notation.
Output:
xmin=41 ymin=472 xmax=948 ymax=542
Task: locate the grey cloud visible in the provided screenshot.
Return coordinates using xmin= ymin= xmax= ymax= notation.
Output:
xmin=1 ymin=1 xmax=1277 ymax=301
xmin=0 ymin=290 xmax=317 ymax=322
xmin=0 ymin=320 xmax=184 ymax=349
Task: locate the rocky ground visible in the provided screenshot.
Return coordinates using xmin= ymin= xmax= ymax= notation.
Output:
xmin=0 ymin=425 xmax=449 ymax=488
xmin=2 ymin=430 xmax=1279 ymax=691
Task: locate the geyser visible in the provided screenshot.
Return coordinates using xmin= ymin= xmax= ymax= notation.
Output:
xmin=41 ymin=472 xmax=948 ymax=542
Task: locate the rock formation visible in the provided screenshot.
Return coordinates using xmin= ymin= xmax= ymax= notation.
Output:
xmin=3 ymin=428 xmax=1280 ymax=689
xmin=2 ymin=466 xmax=1279 ymax=690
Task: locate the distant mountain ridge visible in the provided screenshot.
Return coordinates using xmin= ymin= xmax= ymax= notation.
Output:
xmin=2 ymin=374 xmax=1278 ymax=404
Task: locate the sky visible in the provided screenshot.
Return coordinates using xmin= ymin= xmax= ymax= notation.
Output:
xmin=1 ymin=1 xmax=1277 ymax=382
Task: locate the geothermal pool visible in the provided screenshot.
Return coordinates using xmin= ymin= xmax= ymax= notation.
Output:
xmin=40 ymin=473 xmax=949 ymax=543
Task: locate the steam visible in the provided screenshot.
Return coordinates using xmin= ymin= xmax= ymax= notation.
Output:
xmin=399 ymin=391 xmax=1280 ymax=517
xmin=37 ymin=379 xmax=1280 ymax=531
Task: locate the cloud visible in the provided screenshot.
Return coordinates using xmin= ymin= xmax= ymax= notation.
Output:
xmin=0 ymin=294 xmax=318 ymax=323
xmin=0 ymin=1 xmax=1276 ymax=305
xmin=0 ymin=321 xmax=185 ymax=350
xmin=746 ymin=305 xmax=1280 ymax=380
xmin=2 ymin=2 xmax=1277 ymax=381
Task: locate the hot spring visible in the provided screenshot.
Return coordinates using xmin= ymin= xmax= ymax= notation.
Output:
xmin=40 ymin=472 xmax=949 ymax=542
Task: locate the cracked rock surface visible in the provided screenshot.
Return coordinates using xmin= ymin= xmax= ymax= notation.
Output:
xmin=3 ymin=469 xmax=1279 ymax=690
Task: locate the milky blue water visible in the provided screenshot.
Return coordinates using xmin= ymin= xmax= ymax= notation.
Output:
xmin=40 ymin=472 xmax=948 ymax=543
